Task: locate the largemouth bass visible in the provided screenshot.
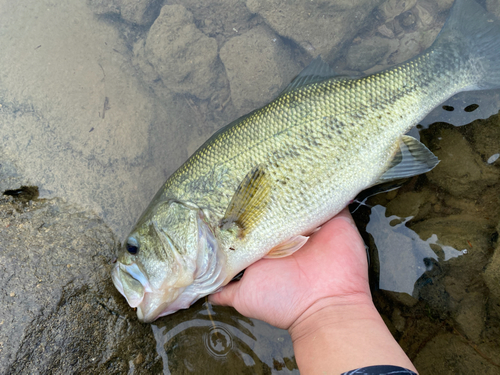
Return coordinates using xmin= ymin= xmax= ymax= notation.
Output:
xmin=113 ymin=0 xmax=500 ymax=322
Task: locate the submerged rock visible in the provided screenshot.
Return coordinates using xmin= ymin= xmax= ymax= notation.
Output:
xmin=220 ymin=25 xmax=300 ymax=115
xmin=413 ymin=333 xmax=499 ymax=375
xmin=454 ymin=292 xmax=486 ymax=342
xmin=246 ymin=0 xmax=383 ymax=59
xmin=166 ymin=0 xmax=256 ymax=40
xmin=145 ymin=4 xmax=229 ymax=102
xmin=425 ymin=127 xmax=499 ymax=198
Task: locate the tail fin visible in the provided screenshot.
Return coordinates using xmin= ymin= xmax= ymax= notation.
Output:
xmin=432 ymin=0 xmax=500 ymax=90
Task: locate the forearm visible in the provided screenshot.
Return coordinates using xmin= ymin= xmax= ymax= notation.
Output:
xmin=289 ymin=297 xmax=417 ymax=374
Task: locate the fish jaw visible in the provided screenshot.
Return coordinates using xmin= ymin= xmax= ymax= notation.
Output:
xmin=112 ymin=262 xmax=152 ymax=308
xmin=112 ymin=260 xmax=190 ymax=322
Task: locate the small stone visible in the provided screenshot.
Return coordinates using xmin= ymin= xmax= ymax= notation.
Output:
xmin=134 ymin=352 xmax=145 ymax=365
xmin=376 ymin=0 xmax=418 ymax=22
xmin=9 ymin=292 xmax=15 ymax=297
xmin=391 ymin=308 xmax=406 ymax=332
xmin=413 ymin=3 xmax=436 ymax=27
xmin=399 ymin=11 xmax=416 ymax=28
xmin=377 ymin=24 xmax=395 ymax=38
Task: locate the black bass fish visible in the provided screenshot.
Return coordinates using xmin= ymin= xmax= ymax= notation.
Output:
xmin=113 ymin=0 xmax=500 ymax=322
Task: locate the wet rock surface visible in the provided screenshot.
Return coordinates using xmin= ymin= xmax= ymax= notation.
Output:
xmin=0 ymin=196 xmax=161 ymax=373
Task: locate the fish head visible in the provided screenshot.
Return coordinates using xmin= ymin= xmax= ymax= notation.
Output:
xmin=112 ymin=199 xmax=227 ymax=322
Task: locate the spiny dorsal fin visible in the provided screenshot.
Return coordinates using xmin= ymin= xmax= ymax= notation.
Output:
xmin=376 ymin=135 xmax=439 ymax=184
xmin=264 ymin=235 xmax=309 ymax=259
xmin=280 ymin=56 xmax=339 ymax=94
xmin=220 ymin=165 xmax=271 ymax=238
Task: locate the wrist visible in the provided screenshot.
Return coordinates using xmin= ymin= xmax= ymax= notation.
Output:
xmin=288 ymin=294 xmax=377 ymax=342
xmin=288 ymin=295 xmax=417 ymax=374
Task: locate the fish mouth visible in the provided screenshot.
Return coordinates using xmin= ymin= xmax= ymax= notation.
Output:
xmin=112 ymin=262 xmax=152 ymax=308
xmin=112 ymin=262 xmax=190 ymax=322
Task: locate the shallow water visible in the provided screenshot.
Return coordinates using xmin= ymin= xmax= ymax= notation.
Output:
xmin=1 ymin=0 xmax=499 ymax=373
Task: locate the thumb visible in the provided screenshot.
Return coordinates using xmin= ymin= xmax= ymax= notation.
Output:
xmin=208 ymin=280 xmax=241 ymax=307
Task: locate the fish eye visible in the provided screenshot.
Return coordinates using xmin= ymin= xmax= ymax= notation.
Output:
xmin=126 ymin=237 xmax=139 ymax=255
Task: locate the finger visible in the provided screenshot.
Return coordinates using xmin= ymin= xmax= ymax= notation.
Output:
xmin=330 ymin=207 xmax=357 ymax=228
xmin=208 ymin=280 xmax=241 ymax=307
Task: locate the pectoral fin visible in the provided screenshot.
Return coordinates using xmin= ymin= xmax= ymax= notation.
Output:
xmin=220 ymin=165 xmax=271 ymax=238
xmin=375 ymin=135 xmax=439 ymax=184
xmin=264 ymin=235 xmax=309 ymax=259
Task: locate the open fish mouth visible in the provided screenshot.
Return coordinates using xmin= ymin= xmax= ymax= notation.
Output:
xmin=112 ymin=262 xmax=152 ymax=308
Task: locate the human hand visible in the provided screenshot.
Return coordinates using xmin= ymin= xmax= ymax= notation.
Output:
xmin=209 ymin=208 xmax=372 ymax=330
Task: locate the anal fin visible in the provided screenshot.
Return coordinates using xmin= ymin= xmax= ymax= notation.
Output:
xmin=264 ymin=235 xmax=309 ymax=259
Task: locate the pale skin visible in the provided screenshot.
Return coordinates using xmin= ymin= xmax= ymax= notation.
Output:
xmin=209 ymin=208 xmax=418 ymax=374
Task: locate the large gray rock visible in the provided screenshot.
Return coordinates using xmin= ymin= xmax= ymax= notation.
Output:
xmin=246 ymin=0 xmax=383 ymax=59
xmin=145 ymin=4 xmax=229 ymax=102
xmin=220 ymin=25 xmax=300 ymax=115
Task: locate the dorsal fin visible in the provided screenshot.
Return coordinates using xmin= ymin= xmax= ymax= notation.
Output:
xmin=280 ymin=56 xmax=339 ymax=94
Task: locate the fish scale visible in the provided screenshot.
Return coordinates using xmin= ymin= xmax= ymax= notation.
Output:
xmin=112 ymin=0 xmax=500 ymax=322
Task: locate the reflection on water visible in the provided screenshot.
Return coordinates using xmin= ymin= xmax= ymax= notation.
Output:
xmin=366 ymin=205 xmax=464 ymax=296
xmin=152 ymin=301 xmax=297 ymax=374
xmin=419 ymin=90 xmax=500 ymax=128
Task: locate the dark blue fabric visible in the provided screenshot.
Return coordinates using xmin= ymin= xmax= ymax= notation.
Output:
xmin=341 ymin=365 xmax=417 ymax=375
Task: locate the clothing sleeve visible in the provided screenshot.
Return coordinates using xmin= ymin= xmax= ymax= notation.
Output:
xmin=341 ymin=365 xmax=418 ymax=375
